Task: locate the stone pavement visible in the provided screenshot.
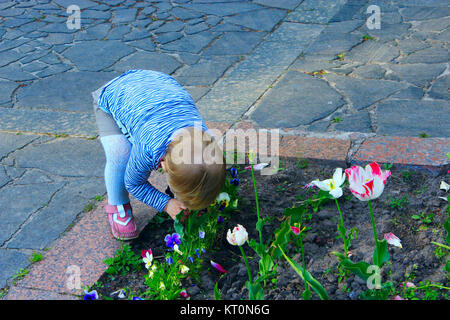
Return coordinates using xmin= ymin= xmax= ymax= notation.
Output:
xmin=0 ymin=0 xmax=449 ymax=298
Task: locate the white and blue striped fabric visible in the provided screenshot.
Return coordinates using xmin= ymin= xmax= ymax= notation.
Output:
xmin=97 ymin=70 xmax=209 ymax=212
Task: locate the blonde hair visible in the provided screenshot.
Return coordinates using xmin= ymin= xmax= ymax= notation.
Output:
xmin=165 ymin=127 xmax=226 ymax=210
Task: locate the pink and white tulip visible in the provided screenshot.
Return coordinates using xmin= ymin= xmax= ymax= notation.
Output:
xmin=310 ymin=168 xmax=346 ymax=198
xmin=226 ymin=224 xmax=248 ymax=246
xmin=384 ymin=232 xmax=402 ymax=248
xmin=245 ymin=163 xmax=269 ymax=171
xmin=345 ymin=162 xmax=391 ymax=201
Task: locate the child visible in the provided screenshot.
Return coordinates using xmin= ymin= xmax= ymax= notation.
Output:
xmin=92 ymin=70 xmax=226 ymax=240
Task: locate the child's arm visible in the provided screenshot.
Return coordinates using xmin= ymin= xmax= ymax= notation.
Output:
xmin=124 ymin=145 xmax=171 ymax=212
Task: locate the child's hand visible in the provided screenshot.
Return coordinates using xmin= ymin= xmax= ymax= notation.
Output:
xmin=164 ymin=198 xmax=187 ymax=220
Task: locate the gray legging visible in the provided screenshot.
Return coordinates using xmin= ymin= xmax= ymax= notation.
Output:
xmin=91 ymin=85 xmax=123 ymax=138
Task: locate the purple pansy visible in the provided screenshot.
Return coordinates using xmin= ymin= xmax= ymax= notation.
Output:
xmin=217 ymin=216 xmax=224 ymax=223
xmin=83 ymin=290 xmax=98 ymax=300
xmin=166 ymin=256 xmax=173 ymax=265
xmin=164 ymin=233 xmax=181 ymax=250
xmin=230 ymin=178 xmax=239 ymax=186
xmin=199 ymin=231 xmax=205 ymax=239
xmin=230 ymin=167 xmax=238 ymax=178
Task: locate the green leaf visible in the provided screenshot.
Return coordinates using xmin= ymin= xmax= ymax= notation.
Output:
xmin=269 ymin=222 xmax=292 ymax=258
xmin=373 ymin=239 xmax=389 ymax=267
xmin=248 ymin=239 xmax=266 ymax=257
xmin=214 ymin=282 xmax=222 ymax=300
xmin=411 ymin=215 xmax=421 ymax=220
xmin=332 ymin=252 xmax=372 ymax=281
xmin=245 ymin=281 xmax=264 ymax=300
xmin=444 ymin=217 xmax=450 ymax=245
xmin=256 ymin=219 xmax=264 ymax=233
xmin=278 ymin=246 xmax=329 ymax=300
xmin=302 ymin=288 xmax=312 ymax=300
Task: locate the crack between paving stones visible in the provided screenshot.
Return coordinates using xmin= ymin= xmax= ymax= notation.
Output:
xmin=1 ymin=182 xmax=68 ymax=249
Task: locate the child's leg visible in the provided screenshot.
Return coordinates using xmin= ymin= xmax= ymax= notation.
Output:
xmin=100 ymin=134 xmax=131 ymax=206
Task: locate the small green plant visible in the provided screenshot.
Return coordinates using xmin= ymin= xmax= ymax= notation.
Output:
xmin=411 ymin=211 xmax=434 ymax=225
xmin=0 ymin=288 xmax=8 ymax=299
xmin=103 ymin=243 xmax=143 ymax=276
xmin=336 ymin=53 xmax=345 ymax=60
xmin=362 ymin=35 xmax=375 ymax=41
xmin=29 ymin=252 xmax=44 ymax=263
xmin=332 ymin=117 xmax=342 ymax=123
xmin=296 ymin=158 xmax=308 ymax=169
xmin=383 ymin=163 xmax=393 ymax=170
xmin=94 ymin=195 xmax=104 ymax=201
xmin=401 ymin=170 xmax=412 ymax=180
xmin=419 ymin=132 xmax=431 ymax=138
xmin=12 ymin=268 xmax=30 ymax=284
xmin=389 ymin=196 xmax=409 ymax=209
xmin=83 ymin=202 xmax=95 ymax=212
xmin=54 ymin=133 xmax=69 ymax=138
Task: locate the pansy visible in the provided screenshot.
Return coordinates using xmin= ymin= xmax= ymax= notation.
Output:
xmin=229 ymin=167 xmax=238 ymax=178
xmin=384 ymin=232 xmax=402 ymax=248
xmin=211 ymin=260 xmax=227 ymax=274
xmin=245 ymin=163 xmax=269 ymax=171
xmin=110 ymin=289 xmax=126 ymax=299
xmin=133 ymin=297 xmax=143 ymax=300
xmin=345 ymin=162 xmax=391 ymax=201
xmin=166 ymin=257 xmax=173 ymax=265
xmin=217 ymin=216 xmax=224 ymax=223
xmin=393 ymin=295 xmax=405 ymax=300
xmin=310 ymin=168 xmax=346 ymax=199
xmin=215 ymin=192 xmax=230 ymax=211
xmin=195 ymin=248 xmax=200 ymax=257
xmin=180 ymin=265 xmax=190 ymax=274
xmin=180 ymin=289 xmax=190 ymax=299
xmin=230 ymin=177 xmax=239 ymax=186
xmin=188 ymin=256 xmax=194 ymax=263
xmin=164 ymin=233 xmax=181 ymax=250
xmin=290 ymin=223 xmax=306 ymax=236
xmin=199 ymin=231 xmax=205 ymax=239
xmin=141 ymin=249 xmax=153 ymax=269
xmin=83 ymin=289 xmax=98 ymax=300
xmin=173 ymin=244 xmax=183 ymax=255
xmin=226 ymin=224 xmax=248 ymax=246
xmin=401 ymin=282 xmax=416 ymax=289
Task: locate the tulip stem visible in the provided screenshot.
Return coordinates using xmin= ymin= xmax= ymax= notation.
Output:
xmin=297 ymin=233 xmax=308 ymax=292
xmin=239 ymin=245 xmax=252 ymax=283
xmin=334 ymin=198 xmax=347 ymax=256
xmin=368 ymin=200 xmax=378 ymax=244
xmin=250 ymin=163 xmax=263 ymax=245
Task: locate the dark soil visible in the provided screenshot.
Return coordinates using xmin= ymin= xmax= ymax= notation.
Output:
xmin=96 ymin=158 xmax=449 ymax=300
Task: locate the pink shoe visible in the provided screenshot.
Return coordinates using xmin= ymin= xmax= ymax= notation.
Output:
xmin=105 ymin=203 xmax=139 ymax=240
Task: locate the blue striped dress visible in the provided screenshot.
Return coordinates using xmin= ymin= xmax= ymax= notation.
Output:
xmin=97 ymin=70 xmax=209 ymax=212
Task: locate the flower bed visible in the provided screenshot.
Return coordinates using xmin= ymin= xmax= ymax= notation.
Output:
xmin=88 ymin=158 xmax=449 ymax=300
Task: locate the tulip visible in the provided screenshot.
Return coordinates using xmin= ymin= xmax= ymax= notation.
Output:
xmin=440 ymin=181 xmax=449 ymax=192
xmin=346 ymin=163 xmax=391 ymax=267
xmin=384 ymin=232 xmax=402 ymax=248
xmin=345 ymin=162 xmax=391 ymax=201
xmin=245 ymin=163 xmax=269 ymax=171
xmin=210 ymin=260 xmax=227 ymax=274
xmin=226 ymin=224 xmax=248 ymax=246
xmin=310 ymin=168 xmax=346 ymax=199
xmin=393 ymin=295 xmax=405 ymax=300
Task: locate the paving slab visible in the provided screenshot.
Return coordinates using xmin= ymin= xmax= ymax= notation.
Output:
xmin=251 ymin=71 xmax=345 ymax=128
